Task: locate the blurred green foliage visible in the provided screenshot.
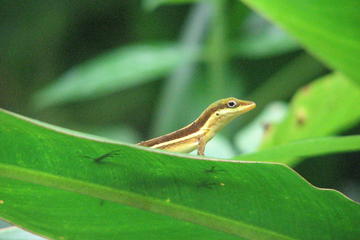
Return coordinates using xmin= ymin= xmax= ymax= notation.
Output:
xmin=0 ymin=0 xmax=359 ymax=238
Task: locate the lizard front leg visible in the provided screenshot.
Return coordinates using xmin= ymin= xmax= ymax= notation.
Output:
xmin=197 ymin=135 xmax=206 ymax=155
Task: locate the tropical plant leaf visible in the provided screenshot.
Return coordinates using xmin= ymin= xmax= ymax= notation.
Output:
xmin=261 ymin=73 xmax=360 ymax=149
xmin=143 ymin=0 xmax=196 ymax=10
xmin=236 ymin=135 xmax=360 ymax=166
xmin=0 ymin=109 xmax=359 ymax=240
xmin=233 ymin=13 xmax=299 ymax=58
xmin=32 ymin=43 xmax=187 ymax=109
xmin=230 ymin=53 xmax=325 ymax=133
xmin=241 ymin=0 xmax=360 ymax=83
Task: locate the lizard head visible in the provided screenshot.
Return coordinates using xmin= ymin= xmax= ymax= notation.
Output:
xmin=196 ymin=97 xmax=256 ymax=133
xmin=212 ymin=97 xmax=256 ymax=118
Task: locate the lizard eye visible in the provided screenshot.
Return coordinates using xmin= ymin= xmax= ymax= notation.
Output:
xmin=227 ymin=100 xmax=237 ymax=108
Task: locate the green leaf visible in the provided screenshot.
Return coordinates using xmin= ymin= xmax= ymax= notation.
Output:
xmin=232 ymin=13 xmax=300 ymax=58
xmin=261 ymin=73 xmax=360 ymax=148
xmin=32 ymin=44 xmax=186 ymax=109
xmin=144 ymin=0 xmax=196 ymax=10
xmin=0 ymin=109 xmax=359 ymax=240
xmin=236 ymin=136 xmax=360 ymax=166
xmin=230 ymin=53 xmax=325 ymax=131
xmin=241 ymin=0 xmax=360 ymax=83
xmin=235 ymin=102 xmax=288 ymax=153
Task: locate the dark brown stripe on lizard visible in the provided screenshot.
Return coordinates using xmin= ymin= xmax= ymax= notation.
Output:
xmin=138 ymin=103 xmax=228 ymax=147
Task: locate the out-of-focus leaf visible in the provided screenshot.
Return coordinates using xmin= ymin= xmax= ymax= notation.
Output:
xmin=1 ymin=109 xmax=359 ymax=240
xmin=261 ymin=73 xmax=360 ymax=149
xmin=232 ymin=13 xmax=300 ymax=58
xmin=235 ymin=102 xmax=287 ymax=154
xmin=236 ymin=136 xmax=360 ymax=166
xmin=241 ymin=0 xmax=360 ymax=83
xmin=0 ymin=227 xmax=45 ymax=240
xmin=150 ymin=2 xmax=211 ymax=137
xmin=33 ymin=44 xmax=188 ymax=109
xmin=143 ymin=0 xmax=196 ymax=10
xmin=230 ymin=53 xmax=325 ymax=132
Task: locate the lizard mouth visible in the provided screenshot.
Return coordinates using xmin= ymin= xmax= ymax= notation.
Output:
xmin=240 ymin=101 xmax=256 ymax=113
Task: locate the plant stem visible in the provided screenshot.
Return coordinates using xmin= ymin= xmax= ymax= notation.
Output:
xmin=151 ymin=2 xmax=211 ymax=137
xmin=207 ymin=0 xmax=228 ymax=98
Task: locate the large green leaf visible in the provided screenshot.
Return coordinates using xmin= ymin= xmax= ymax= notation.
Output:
xmin=236 ymin=136 xmax=360 ymax=166
xmin=0 ymin=109 xmax=359 ymax=240
xmin=32 ymin=44 xmax=186 ymax=109
xmin=261 ymin=73 xmax=360 ymax=149
xmin=241 ymin=0 xmax=360 ymax=83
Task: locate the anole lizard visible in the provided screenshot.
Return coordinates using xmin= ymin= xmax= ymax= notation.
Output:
xmin=138 ymin=97 xmax=256 ymax=155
